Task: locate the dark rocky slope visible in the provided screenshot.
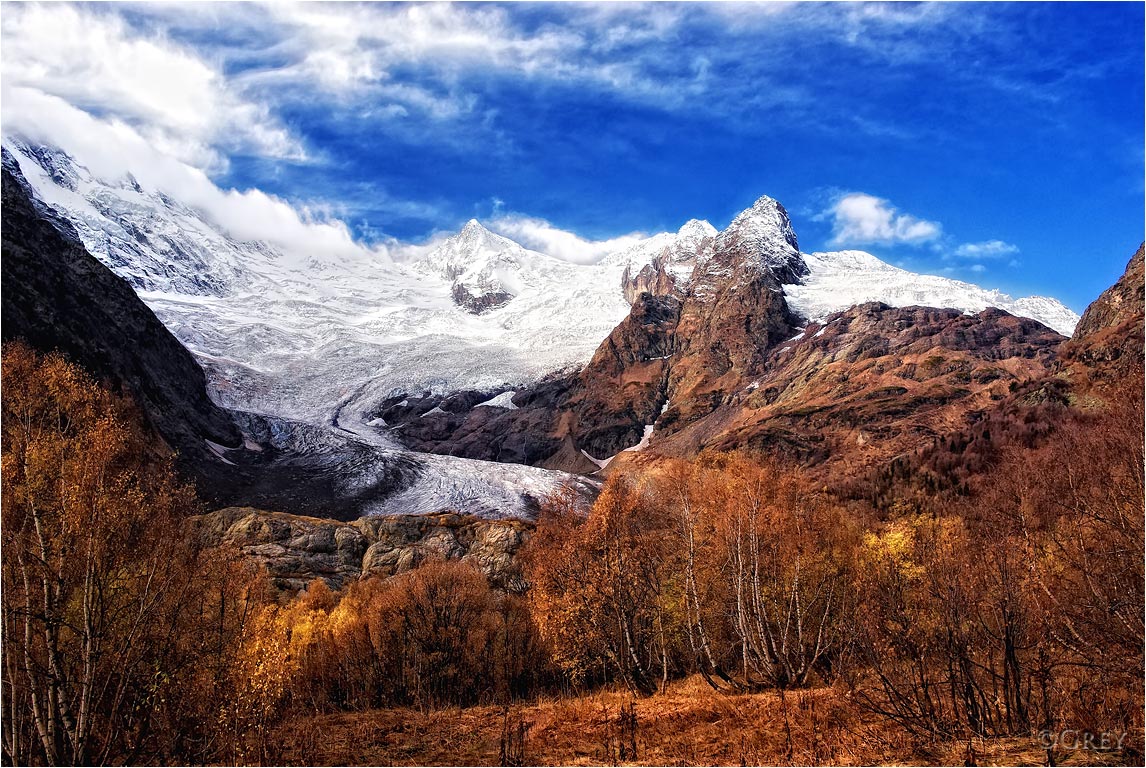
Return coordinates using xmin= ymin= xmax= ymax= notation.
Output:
xmin=1 ymin=148 xmax=243 ymax=470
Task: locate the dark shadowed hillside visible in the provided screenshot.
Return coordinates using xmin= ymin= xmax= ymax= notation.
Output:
xmin=1 ymin=148 xmax=243 ymax=471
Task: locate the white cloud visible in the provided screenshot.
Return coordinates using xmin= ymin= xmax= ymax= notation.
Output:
xmin=0 ymin=3 xmax=302 ymax=171
xmin=489 ymin=214 xmax=648 ymax=265
xmin=135 ymin=3 xmax=723 ymax=127
xmin=968 ymin=263 xmax=987 ymax=273
xmin=953 ymin=239 xmax=1020 ymax=259
xmin=826 ymin=192 xmax=942 ymax=246
xmin=259 ymin=3 xmax=583 ymax=95
xmin=2 ymin=86 xmax=382 ymax=266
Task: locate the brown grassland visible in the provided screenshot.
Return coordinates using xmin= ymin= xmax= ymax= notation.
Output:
xmin=268 ymin=677 xmax=1130 ymax=767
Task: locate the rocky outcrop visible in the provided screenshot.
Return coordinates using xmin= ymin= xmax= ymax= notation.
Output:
xmin=620 ymin=218 xmax=716 ymax=304
xmin=623 ymin=302 xmax=1066 ymax=475
xmin=0 ymin=148 xmax=243 ymax=474
xmin=622 ymin=260 xmax=678 ymax=304
xmin=193 ymin=507 xmax=531 ymax=592
xmin=451 ymin=283 xmax=514 ymax=314
xmin=561 ymin=292 xmax=680 ymax=457
xmin=1072 ymin=245 xmax=1144 ymax=339
xmin=1059 ymin=244 xmax=1144 ymax=379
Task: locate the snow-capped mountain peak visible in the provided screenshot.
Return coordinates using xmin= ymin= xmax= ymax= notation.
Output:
xmin=418 ymin=219 xmax=526 ymax=274
xmin=714 ymin=195 xmax=806 ymax=284
xmin=414 ymin=219 xmax=556 ymax=313
xmin=456 ymin=218 xmax=509 ymax=250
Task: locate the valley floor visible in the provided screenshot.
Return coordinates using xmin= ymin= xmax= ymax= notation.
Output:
xmin=265 ymin=677 xmax=1127 ymax=767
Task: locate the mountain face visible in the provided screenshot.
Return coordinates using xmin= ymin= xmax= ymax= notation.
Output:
xmin=0 ymin=148 xmax=243 ymax=473
xmin=3 ymin=136 xmax=1096 ymax=509
xmin=849 ymin=244 xmax=1145 ymax=508
xmin=1060 ymin=244 xmax=1144 ymax=381
xmin=388 ymin=199 xmax=1073 ymax=475
xmin=0 ymin=146 xmax=599 ymax=521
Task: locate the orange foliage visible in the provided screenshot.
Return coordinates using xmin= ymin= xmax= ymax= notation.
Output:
xmin=1 ymin=343 xmax=266 ymax=765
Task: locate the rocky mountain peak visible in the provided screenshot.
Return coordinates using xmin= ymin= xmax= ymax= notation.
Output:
xmin=714 ymin=195 xmax=806 ymax=285
xmin=677 ymin=218 xmax=718 ymax=242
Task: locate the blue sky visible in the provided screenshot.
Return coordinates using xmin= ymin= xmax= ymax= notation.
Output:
xmin=1 ymin=2 xmax=1142 ymax=311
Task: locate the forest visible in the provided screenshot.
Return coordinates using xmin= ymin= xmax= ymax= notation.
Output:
xmin=2 ymin=341 xmax=1142 ymax=766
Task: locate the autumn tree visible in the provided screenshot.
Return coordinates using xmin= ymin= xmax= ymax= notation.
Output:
xmin=525 ymin=478 xmax=681 ymax=696
xmin=659 ymin=455 xmax=858 ymax=691
xmin=1 ymin=342 xmax=265 ymax=765
xmin=850 ymin=372 xmax=1144 ymax=746
xmin=990 ymin=374 xmax=1144 ymax=745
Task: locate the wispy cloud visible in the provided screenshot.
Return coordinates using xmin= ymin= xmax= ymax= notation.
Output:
xmin=489 ymin=214 xmax=648 ymax=265
xmin=824 ymin=193 xmax=942 ymax=247
xmin=953 ymin=240 xmax=1020 ymax=259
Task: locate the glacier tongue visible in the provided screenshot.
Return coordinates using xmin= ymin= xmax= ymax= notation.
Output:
xmin=784 ymin=250 xmax=1080 ymax=336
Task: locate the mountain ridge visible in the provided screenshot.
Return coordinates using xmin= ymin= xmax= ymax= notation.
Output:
xmin=2 ymin=136 xmax=1090 ymax=490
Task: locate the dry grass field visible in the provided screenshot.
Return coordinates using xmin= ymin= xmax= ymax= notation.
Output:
xmin=266 ymin=676 xmax=1130 ymax=766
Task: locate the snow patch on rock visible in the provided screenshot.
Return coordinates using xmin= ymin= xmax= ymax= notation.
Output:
xmin=476 ymin=391 xmax=519 ymax=409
